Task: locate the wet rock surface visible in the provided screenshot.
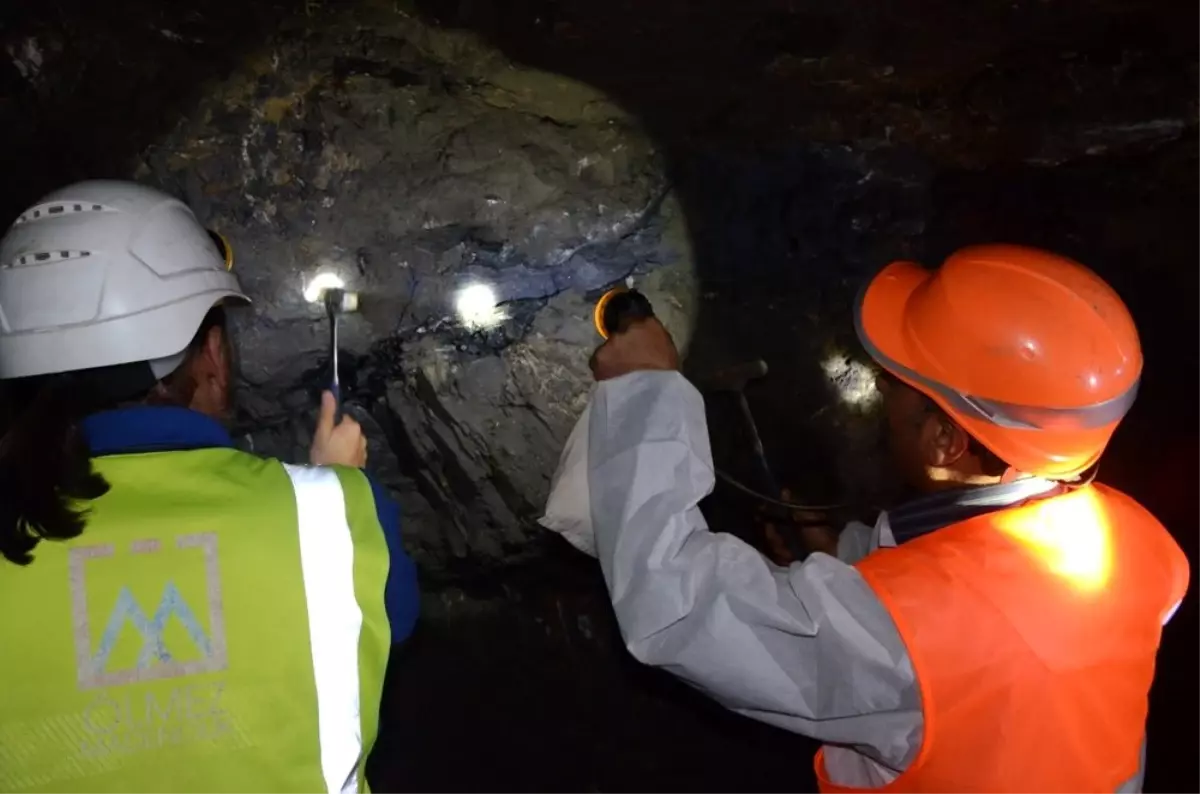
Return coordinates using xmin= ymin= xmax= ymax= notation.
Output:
xmin=2 ymin=0 xmax=1196 ymax=790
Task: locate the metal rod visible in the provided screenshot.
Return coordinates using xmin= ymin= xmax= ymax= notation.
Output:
xmin=327 ymin=302 xmax=340 ymax=403
xmin=736 ymin=391 xmax=780 ymax=496
xmin=714 ymin=469 xmax=846 ymax=512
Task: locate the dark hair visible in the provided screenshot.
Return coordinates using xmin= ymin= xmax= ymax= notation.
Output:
xmin=0 ymin=307 xmax=226 ymax=565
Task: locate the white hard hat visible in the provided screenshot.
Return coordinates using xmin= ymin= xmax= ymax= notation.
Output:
xmin=0 ymin=180 xmax=249 ymax=380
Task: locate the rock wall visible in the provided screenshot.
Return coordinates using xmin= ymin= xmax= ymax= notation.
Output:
xmin=102 ymin=12 xmax=696 ymax=570
xmin=1 ymin=1 xmax=1196 ymax=787
xmin=2 ymin=3 xmax=941 ymax=571
xmin=4 ymin=2 xmax=1193 ymax=579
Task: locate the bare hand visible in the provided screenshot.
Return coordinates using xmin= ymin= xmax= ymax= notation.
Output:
xmin=309 ymin=391 xmax=368 ymax=468
xmin=589 ymin=317 xmax=680 ymax=381
xmin=760 ymin=489 xmax=839 ymax=564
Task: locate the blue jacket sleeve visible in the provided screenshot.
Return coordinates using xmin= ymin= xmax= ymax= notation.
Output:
xmin=367 ymin=476 xmax=419 ymax=644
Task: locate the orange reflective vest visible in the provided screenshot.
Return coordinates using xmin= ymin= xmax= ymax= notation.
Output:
xmin=815 ymin=483 xmax=1189 ymax=793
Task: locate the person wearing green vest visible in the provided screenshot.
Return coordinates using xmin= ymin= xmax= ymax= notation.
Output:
xmin=0 ymin=181 xmax=419 ymax=793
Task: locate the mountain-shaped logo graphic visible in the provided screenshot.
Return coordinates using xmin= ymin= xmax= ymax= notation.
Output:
xmin=69 ymin=533 xmax=228 ymax=689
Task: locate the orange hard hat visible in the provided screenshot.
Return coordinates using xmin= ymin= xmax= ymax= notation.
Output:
xmin=856 ymin=244 xmax=1142 ymax=479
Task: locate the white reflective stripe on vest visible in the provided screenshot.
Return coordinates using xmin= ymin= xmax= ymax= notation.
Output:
xmin=283 ymin=464 xmax=364 ymax=794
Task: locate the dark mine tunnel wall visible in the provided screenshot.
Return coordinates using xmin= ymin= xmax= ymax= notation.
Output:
xmin=2 ymin=0 xmax=1198 ymax=791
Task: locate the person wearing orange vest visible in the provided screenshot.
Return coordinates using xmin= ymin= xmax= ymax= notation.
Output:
xmin=577 ymin=244 xmax=1189 ymax=791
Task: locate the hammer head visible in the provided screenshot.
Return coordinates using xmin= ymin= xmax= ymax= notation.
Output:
xmin=305 ymin=272 xmax=360 ymax=313
xmin=696 ymin=359 xmax=769 ymax=393
xmin=322 ymin=287 xmax=359 ymax=315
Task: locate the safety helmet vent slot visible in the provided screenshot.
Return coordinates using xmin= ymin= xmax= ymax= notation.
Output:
xmin=14 ymin=202 xmax=116 ymax=225
xmin=8 ymin=250 xmax=92 ymax=269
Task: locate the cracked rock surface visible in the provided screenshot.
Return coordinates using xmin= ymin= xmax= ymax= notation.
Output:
xmin=3 ymin=0 xmax=1194 ymax=580
xmin=118 ymin=12 xmax=693 ymax=571
xmin=1 ymin=0 xmax=1196 ymax=788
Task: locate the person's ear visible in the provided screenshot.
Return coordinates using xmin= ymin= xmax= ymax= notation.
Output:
xmin=189 ymin=325 xmax=230 ymax=414
xmin=920 ymin=412 xmax=971 ymax=468
xmin=206 ymin=325 xmax=228 ymax=377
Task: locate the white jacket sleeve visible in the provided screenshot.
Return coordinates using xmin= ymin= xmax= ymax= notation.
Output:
xmin=587 ymin=370 xmax=922 ymax=775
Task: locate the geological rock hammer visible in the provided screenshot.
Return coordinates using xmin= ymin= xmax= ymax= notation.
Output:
xmin=593 ymin=287 xmax=779 ymax=495
xmin=323 ymin=288 xmax=359 ymax=406
xmin=590 ymin=287 xmax=839 ymax=534
xmin=594 ymin=287 xmax=777 ymax=493
xmin=305 ymin=272 xmax=361 ymax=409
xmin=696 ymin=359 xmax=781 ymax=498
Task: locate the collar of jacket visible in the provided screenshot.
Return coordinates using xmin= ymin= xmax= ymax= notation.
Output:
xmin=888 ymin=477 xmax=1063 ymax=545
xmin=82 ymin=406 xmax=235 ymax=456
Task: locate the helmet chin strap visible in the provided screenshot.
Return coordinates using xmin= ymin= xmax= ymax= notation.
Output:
xmin=1006 ymin=462 xmax=1100 ymax=488
xmin=1000 ymin=466 xmax=1026 ymax=484
xmin=1056 ymin=463 xmax=1101 ymax=489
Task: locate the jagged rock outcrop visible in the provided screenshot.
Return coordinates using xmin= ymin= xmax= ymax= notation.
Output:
xmin=101 ymin=12 xmax=697 ymax=570
xmin=4 ymin=0 xmax=1194 ymax=576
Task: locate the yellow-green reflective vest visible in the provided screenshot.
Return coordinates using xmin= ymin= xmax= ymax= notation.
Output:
xmin=0 ymin=447 xmax=392 ymax=793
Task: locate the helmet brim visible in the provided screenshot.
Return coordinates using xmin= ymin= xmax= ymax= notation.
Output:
xmin=855 ymin=259 xmax=929 ymax=382
xmin=0 ymin=286 xmax=250 ymax=380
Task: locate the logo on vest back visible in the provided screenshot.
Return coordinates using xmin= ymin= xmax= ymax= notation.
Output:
xmin=68 ymin=533 xmax=228 ymax=689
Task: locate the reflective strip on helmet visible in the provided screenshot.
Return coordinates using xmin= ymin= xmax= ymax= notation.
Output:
xmin=206 ymin=229 xmax=234 ymax=270
xmin=952 ymin=381 xmax=1139 ymax=431
xmin=855 ymin=303 xmax=1139 ymax=432
xmin=282 ymin=464 xmax=363 ymax=794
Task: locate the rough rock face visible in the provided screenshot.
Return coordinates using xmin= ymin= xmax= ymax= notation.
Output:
xmin=3 ymin=1 xmax=1193 ymax=579
xmin=30 ymin=6 xmax=936 ymax=570
xmin=9 ymin=6 xmax=681 ymax=573
xmin=86 ymin=13 xmax=692 ymax=569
